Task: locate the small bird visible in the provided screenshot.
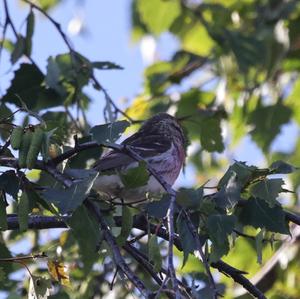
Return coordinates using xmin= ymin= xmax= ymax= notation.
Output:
xmin=93 ymin=113 xmax=186 ymax=203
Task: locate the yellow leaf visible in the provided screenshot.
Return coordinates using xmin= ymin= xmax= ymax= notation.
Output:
xmin=47 ymin=260 xmax=70 ymax=287
xmin=125 ymin=96 xmax=151 ymax=121
xmin=181 ymin=23 xmax=214 ymax=56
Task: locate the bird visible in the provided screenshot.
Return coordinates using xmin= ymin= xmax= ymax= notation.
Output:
xmin=92 ymin=113 xmax=186 ymax=203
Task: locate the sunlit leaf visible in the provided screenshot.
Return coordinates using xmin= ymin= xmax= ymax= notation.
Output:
xmin=47 ymin=260 xmax=70 ymax=287
xmin=137 ymin=0 xmax=181 ymax=34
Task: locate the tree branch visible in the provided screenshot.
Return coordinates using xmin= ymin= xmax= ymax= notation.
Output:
xmin=85 ymin=201 xmax=152 ymax=297
xmin=5 ymin=213 xmax=267 ymax=298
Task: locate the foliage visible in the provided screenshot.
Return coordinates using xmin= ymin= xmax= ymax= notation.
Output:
xmin=0 ymin=0 xmax=300 ymax=298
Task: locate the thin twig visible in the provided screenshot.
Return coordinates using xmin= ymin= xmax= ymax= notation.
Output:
xmin=85 ymin=200 xmax=151 ymax=297
xmin=4 ymin=213 xmax=267 ymax=298
xmin=0 ymin=157 xmax=73 ymax=187
xmin=182 ymin=209 xmax=218 ymax=298
xmin=124 ymin=145 xmax=180 ymax=298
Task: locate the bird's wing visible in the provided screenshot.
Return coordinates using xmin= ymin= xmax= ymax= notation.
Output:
xmin=93 ymin=133 xmax=172 ymax=172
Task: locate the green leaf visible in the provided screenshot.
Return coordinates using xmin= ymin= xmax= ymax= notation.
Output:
xmin=18 ymin=192 xmax=30 ymax=232
xmin=148 ymin=235 xmax=162 ymax=272
xmin=45 ymin=56 xmax=66 ymax=96
xmin=218 ymin=161 xmax=259 ymax=189
xmin=224 ymin=30 xmax=266 ymax=73
xmin=270 ymin=160 xmax=297 ymax=174
xmin=145 ymin=195 xmax=171 ymax=218
xmin=68 ymin=136 xmax=102 ymax=169
xmin=255 ymin=229 xmax=264 ymax=265
xmin=238 ymin=198 xmax=289 ymax=234
xmin=248 ymin=103 xmax=292 ymax=152
xmin=116 ymin=206 xmax=133 ymax=246
xmin=42 ymin=169 xmax=98 ymax=214
xmin=11 ymin=35 xmax=25 ymax=64
xmin=214 ymin=171 xmax=242 ymax=209
xmin=90 ymin=120 xmax=130 ymax=145
xmin=180 ymin=21 xmax=214 ymax=56
xmin=92 ymin=61 xmax=123 ymax=70
xmin=176 ymin=89 xmax=225 ymax=152
xmin=176 ymin=187 xmax=203 ymax=209
xmin=250 ymin=178 xmax=284 ymax=207
xmin=28 ymin=275 xmax=51 ymax=299
xmin=0 ymin=196 xmax=7 ymax=231
xmin=176 ymin=213 xmax=197 ymax=267
xmin=0 ymin=267 xmax=5 ymax=281
xmin=0 ymin=243 xmax=13 ymax=278
xmin=2 ymin=64 xmax=63 ymax=111
xmin=0 ymin=170 xmax=19 ymax=200
xmin=207 ymin=214 xmax=236 ymax=262
xmin=25 ymin=10 xmax=35 ymax=56
xmin=120 ymin=161 xmax=149 ymax=189
xmin=68 ymin=205 xmax=101 ymax=273
xmin=137 ymin=0 xmax=181 ymax=34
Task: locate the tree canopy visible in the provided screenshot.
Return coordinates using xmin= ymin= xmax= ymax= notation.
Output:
xmin=1 ymin=0 xmax=300 ymax=298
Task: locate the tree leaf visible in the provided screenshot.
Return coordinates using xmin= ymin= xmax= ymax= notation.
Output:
xmin=41 ymin=169 xmax=98 ymax=214
xmin=28 ymin=275 xmax=51 ymax=299
xmin=176 ymin=187 xmax=203 ymax=209
xmin=68 ymin=136 xmax=102 ymax=168
xmin=18 ymin=192 xmax=30 ymax=232
xmin=120 ymin=161 xmax=149 ymax=189
xmin=0 ymin=196 xmax=7 ymax=231
xmin=255 ymin=229 xmax=264 ymax=265
xmin=92 ymin=61 xmax=123 ymax=70
xmin=90 ymin=120 xmax=130 ymax=145
xmin=249 ymin=178 xmax=284 ymax=207
xmin=270 ymin=160 xmax=297 ymax=174
xmin=47 ymin=260 xmax=70 ymax=287
xmin=25 ymin=10 xmax=35 ymax=56
xmin=207 ymin=214 xmax=236 ymax=262
xmin=248 ymin=103 xmax=292 ymax=152
xmin=116 ymin=206 xmax=133 ymax=246
xmin=68 ymin=205 xmax=101 ymax=273
xmin=148 ymin=235 xmax=162 ymax=272
xmin=137 ymin=0 xmax=181 ymax=34
xmin=238 ymin=198 xmax=290 ymax=234
xmin=11 ymin=35 xmax=25 ymax=64
xmin=0 ymin=170 xmax=19 ymax=200
xmin=176 ymin=212 xmax=197 ymax=267
xmin=214 ymin=171 xmax=242 ymax=209
xmin=2 ymin=64 xmax=63 ymax=111
xmin=145 ymin=194 xmax=171 ymax=219
xmin=218 ymin=161 xmax=260 ymax=189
